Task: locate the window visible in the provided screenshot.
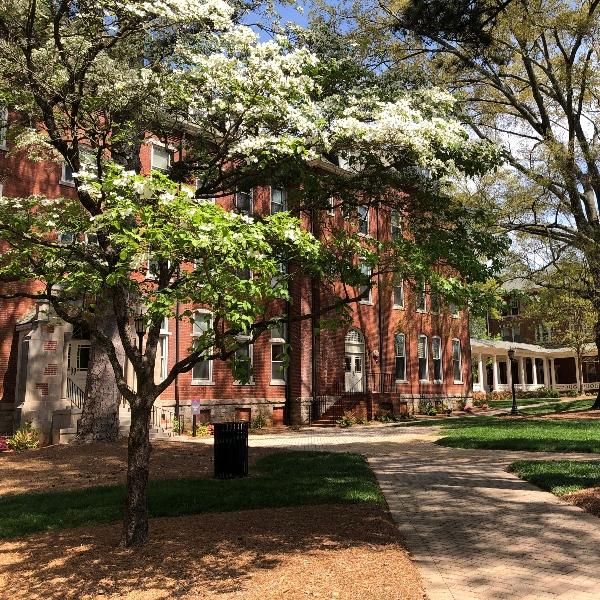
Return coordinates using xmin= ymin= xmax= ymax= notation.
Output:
xmin=391 ymin=209 xmax=402 ymax=240
xmin=325 ymin=197 xmax=335 ymax=215
xmin=357 ymin=206 xmax=369 ymax=235
xmin=358 ymin=259 xmax=372 ymax=303
xmin=503 ymin=297 xmax=520 ymax=317
xmin=58 ymin=231 xmax=75 ymax=245
xmin=430 ymin=291 xmax=440 ymax=314
xmin=416 ymin=281 xmax=427 ymax=312
xmin=0 ymin=106 xmax=7 ymax=150
xmin=151 ymin=144 xmax=172 ymax=173
xmin=233 ymin=339 xmax=253 ymax=384
xmin=271 ymin=187 xmax=287 ymax=214
xmin=498 ymin=361 xmax=508 ymax=385
xmin=235 ymin=188 xmax=253 ymax=214
xmin=432 ymin=336 xmax=443 ymax=382
xmin=61 ymin=147 xmax=97 ymax=185
xmin=77 ymin=345 xmax=91 ymax=370
xmin=271 ymin=261 xmax=287 ymax=288
xmin=159 ymin=317 xmax=169 ymax=381
xmin=452 ymin=339 xmax=462 ymax=382
xmin=236 ymin=267 xmax=252 ymax=281
xmin=448 ymin=302 xmax=459 ymax=317
xmin=535 ymin=324 xmax=552 ymax=343
xmin=394 ymin=333 xmax=406 ymax=381
xmin=501 ymin=325 xmax=521 ymax=343
xmin=191 ymin=311 xmax=212 ymax=383
xmin=418 ymin=335 xmax=428 ymax=381
xmin=271 ymin=323 xmax=287 ymax=384
xmin=393 ymin=275 xmax=404 ymax=308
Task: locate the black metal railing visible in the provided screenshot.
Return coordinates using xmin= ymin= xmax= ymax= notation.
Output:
xmin=367 ymin=372 xmax=397 ymax=393
xmin=323 ymin=372 xmax=398 ymax=397
xmin=66 ymin=377 xmax=85 ymax=410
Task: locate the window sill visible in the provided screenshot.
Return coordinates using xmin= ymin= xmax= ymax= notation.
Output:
xmin=419 ymin=379 xmax=429 ymax=383
xmin=433 ymin=380 xmax=443 ymax=385
xmin=270 ymin=380 xmax=286 ymax=386
xmin=453 ymin=380 xmax=464 ymax=385
xmin=416 ymin=309 xmax=427 ymax=314
xmin=392 ymin=305 xmax=404 ymax=310
xmin=395 ymin=379 xmax=408 ymax=384
xmin=59 ymin=180 xmax=76 ymax=187
xmin=233 ymin=382 xmax=255 ymax=386
xmin=359 ymin=300 xmax=374 ymax=305
xmin=191 ymin=381 xmax=214 ymax=386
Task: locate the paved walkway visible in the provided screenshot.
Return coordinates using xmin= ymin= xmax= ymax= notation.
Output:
xmin=222 ymin=425 xmax=600 ymax=599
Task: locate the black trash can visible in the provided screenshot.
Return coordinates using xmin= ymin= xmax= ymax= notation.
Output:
xmin=213 ymin=421 xmax=249 ymax=479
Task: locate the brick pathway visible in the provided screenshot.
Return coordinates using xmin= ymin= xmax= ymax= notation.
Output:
xmin=234 ymin=425 xmax=600 ymax=599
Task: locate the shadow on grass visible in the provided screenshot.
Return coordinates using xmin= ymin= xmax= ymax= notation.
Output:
xmin=0 ymin=451 xmax=384 ymax=539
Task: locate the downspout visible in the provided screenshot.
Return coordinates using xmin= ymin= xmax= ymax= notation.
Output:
xmin=284 ymin=296 xmax=291 ymax=425
xmin=376 ymin=204 xmax=384 ymax=393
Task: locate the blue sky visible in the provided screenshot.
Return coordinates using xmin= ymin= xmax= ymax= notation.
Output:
xmin=244 ymin=1 xmax=310 ymax=39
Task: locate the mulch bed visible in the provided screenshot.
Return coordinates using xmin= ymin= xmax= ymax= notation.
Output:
xmin=563 ymin=487 xmax=600 ymax=518
xmin=0 ymin=440 xmax=274 ymax=495
xmin=534 ymin=409 xmax=600 ymax=420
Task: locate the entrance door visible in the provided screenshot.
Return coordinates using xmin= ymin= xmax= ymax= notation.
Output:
xmin=344 ymin=329 xmax=365 ymax=392
xmin=67 ymin=340 xmax=91 ymax=390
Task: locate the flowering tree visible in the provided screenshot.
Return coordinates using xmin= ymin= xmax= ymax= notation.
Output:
xmin=0 ymin=0 xmax=503 ymax=546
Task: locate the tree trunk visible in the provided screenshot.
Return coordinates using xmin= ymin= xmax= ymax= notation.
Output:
xmin=592 ymin=315 xmax=600 ymax=409
xmin=78 ymin=305 xmax=125 ymax=442
xmin=121 ymin=401 xmax=152 ymax=547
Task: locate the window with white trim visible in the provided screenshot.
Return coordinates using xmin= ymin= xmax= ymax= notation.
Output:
xmin=270 ymin=322 xmax=287 ymax=383
xmin=151 ymin=144 xmax=172 ymax=173
xmin=394 ymin=333 xmax=406 ymax=381
xmin=391 ymin=209 xmax=402 ymax=240
xmin=0 ymin=106 xmax=7 ymax=150
xmin=452 ymin=339 xmax=462 ymax=382
xmin=418 ymin=335 xmax=428 ymax=381
xmin=159 ymin=317 xmax=169 ymax=381
xmin=430 ymin=291 xmax=440 ymax=314
xmin=233 ymin=338 xmax=253 ymax=384
xmin=191 ymin=311 xmax=213 ymax=383
xmin=325 ymin=197 xmax=335 ymax=215
xmin=358 ymin=259 xmax=372 ymax=303
xmin=416 ymin=281 xmax=427 ymax=312
xmin=61 ymin=147 xmax=97 ymax=185
xmin=432 ymin=336 xmax=443 ymax=383
xmin=270 ymin=187 xmax=287 ymax=214
xmin=357 ymin=205 xmax=369 ymax=235
xmin=448 ymin=302 xmax=459 ymax=317
xmin=393 ymin=275 xmax=404 ymax=308
xmin=235 ymin=188 xmax=253 ymax=214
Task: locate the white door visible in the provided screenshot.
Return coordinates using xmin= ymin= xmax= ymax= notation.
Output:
xmin=67 ymin=340 xmax=91 ymax=390
xmin=344 ymin=329 xmax=365 ymax=392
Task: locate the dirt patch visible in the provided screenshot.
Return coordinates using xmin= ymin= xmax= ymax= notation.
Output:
xmin=564 ymin=487 xmax=600 ymax=517
xmin=0 ymin=504 xmax=424 ymax=600
xmin=533 ymin=410 xmax=600 ymax=420
xmin=0 ymin=441 xmax=274 ymax=495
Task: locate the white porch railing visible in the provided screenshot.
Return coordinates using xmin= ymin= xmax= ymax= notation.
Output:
xmin=583 ymin=382 xmax=599 ymax=391
xmin=553 ymin=383 xmax=579 ymax=391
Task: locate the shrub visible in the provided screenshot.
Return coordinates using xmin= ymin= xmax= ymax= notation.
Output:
xmin=172 ymin=417 xmax=182 ymax=435
xmin=375 ymin=410 xmax=394 ymax=423
xmin=0 ymin=436 xmax=8 ymax=452
xmin=337 ymin=411 xmax=357 ymax=428
xmin=7 ymin=422 xmax=39 ymax=452
xmin=251 ymin=411 xmax=270 ymax=430
xmin=193 ymin=423 xmax=211 ymax=437
xmin=564 ymin=389 xmax=579 ymax=398
xmin=355 ymin=415 xmax=369 ymax=425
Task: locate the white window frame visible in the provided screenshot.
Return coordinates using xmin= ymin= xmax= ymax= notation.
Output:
xmin=325 ymin=197 xmax=335 ymax=216
xmin=191 ymin=310 xmax=214 ymax=385
xmin=60 ymin=146 xmax=97 ymax=186
xmin=452 ymin=338 xmax=463 ymax=383
xmin=393 ymin=276 xmax=404 ymax=309
xmin=357 ymin=205 xmax=369 ymax=236
xmin=394 ymin=333 xmax=407 ymax=382
xmin=391 ymin=209 xmax=402 ymax=240
xmin=358 ymin=259 xmax=372 ymax=304
xmin=233 ymin=336 xmax=254 ymax=385
xmin=159 ymin=317 xmax=170 ymax=381
xmin=270 ymin=323 xmax=287 ymax=385
xmin=235 ymin=188 xmax=253 ymax=215
xmin=0 ymin=106 xmax=7 ymax=151
xmin=150 ymin=141 xmax=173 ymax=173
xmin=270 ymin=186 xmax=287 ymax=214
xmin=432 ymin=336 xmax=443 ymax=383
xmin=416 ymin=281 xmax=427 ymax=312
xmin=418 ymin=334 xmax=428 ymax=382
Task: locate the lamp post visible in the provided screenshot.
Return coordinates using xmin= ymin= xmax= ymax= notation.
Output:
xmin=134 ymin=312 xmax=146 ymax=355
xmin=507 ymin=348 xmax=518 ymax=415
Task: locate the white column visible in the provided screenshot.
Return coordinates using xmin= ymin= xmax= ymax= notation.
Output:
xmin=543 ymin=359 xmax=550 ymax=388
xmin=532 ymin=356 xmax=538 ymax=386
xmin=478 ymin=354 xmax=485 ymax=391
xmin=492 ymin=355 xmax=499 ymax=391
xmin=507 ymin=355 xmax=513 ymax=387
xmin=550 ymin=358 xmax=556 ymax=388
xmin=518 ymin=357 xmax=526 ymax=389
xmin=575 ymin=355 xmax=581 ymax=392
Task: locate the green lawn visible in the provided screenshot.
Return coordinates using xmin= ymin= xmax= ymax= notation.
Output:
xmin=509 ymin=460 xmax=600 ymax=495
xmin=520 ymin=399 xmax=595 ymax=415
xmin=487 ymin=397 xmax=560 ymax=408
xmin=436 ymin=417 xmax=600 ymax=452
xmin=0 ymin=451 xmax=384 ymax=539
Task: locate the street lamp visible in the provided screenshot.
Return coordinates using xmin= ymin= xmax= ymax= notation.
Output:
xmin=134 ymin=311 xmax=146 ymax=354
xmin=507 ymin=348 xmax=518 ymax=415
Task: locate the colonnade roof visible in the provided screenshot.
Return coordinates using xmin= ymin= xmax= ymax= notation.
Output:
xmin=470 ymin=338 xmax=596 ymax=358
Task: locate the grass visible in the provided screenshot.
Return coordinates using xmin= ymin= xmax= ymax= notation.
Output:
xmin=509 ymin=460 xmax=600 ymax=495
xmin=520 ymin=399 xmax=595 ymax=415
xmin=487 ymin=397 xmax=560 ymax=408
xmin=0 ymin=451 xmax=384 ymax=540
xmin=436 ymin=417 xmax=600 ymax=452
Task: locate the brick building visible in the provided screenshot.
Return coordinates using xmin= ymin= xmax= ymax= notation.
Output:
xmin=0 ymin=121 xmax=473 ymax=442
